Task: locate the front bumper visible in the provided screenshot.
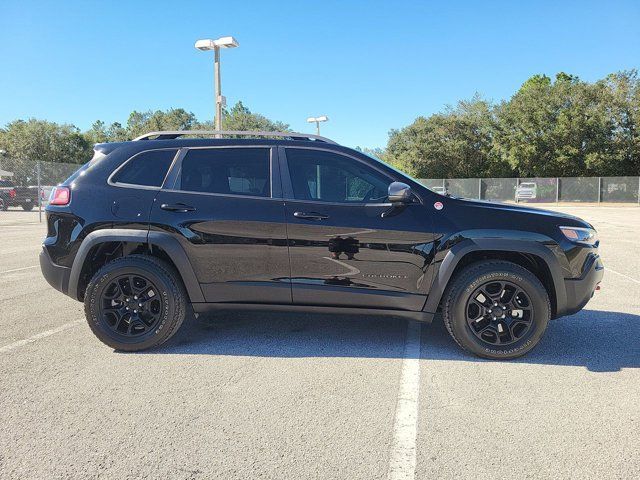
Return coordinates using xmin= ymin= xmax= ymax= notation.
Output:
xmin=561 ymin=254 xmax=604 ymax=316
xmin=39 ymin=247 xmax=71 ymax=295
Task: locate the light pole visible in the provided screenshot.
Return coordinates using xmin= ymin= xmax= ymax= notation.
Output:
xmin=307 ymin=115 xmax=328 ymax=135
xmin=195 ymin=36 xmax=239 ymax=131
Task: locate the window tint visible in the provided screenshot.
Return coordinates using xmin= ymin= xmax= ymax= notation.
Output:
xmin=286 ymin=148 xmax=390 ymax=203
xmin=179 ymin=148 xmax=271 ymax=197
xmin=112 ymin=149 xmax=177 ymax=187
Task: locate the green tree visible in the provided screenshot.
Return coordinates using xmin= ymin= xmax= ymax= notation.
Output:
xmin=588 ymin=70 xmax=640 ymax=176
xmin=385 ymin=95 xmax=509 ymax=179
xmin=125 ymin=108 xmax=198 ymax=139
xmin=84 ymin=120 xmax=128 ymax=144
xmin=0 ymin=119 xmax=92 ymax=165
xmin=216 ymin=101 xmax=290 ymax=132
xmin=494 ymin=73 xmax=614 ymax=177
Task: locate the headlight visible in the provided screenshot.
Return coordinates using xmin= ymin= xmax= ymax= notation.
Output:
xmin=559 ymin=226 xmax=598 ymax=246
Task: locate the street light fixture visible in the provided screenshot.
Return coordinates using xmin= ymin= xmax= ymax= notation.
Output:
xmin=195 ymin=36 xmax=239 ymax=131
xmin=307 ymin=115 xmax=329 ymax=135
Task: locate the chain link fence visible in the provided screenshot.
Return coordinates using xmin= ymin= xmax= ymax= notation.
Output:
xmin=2 ymin=158 xmax=639 ymax=227
xmin=0 ymin=157 xmax=81 ymax=221
xmin=419 ymin=177 xmax=640 ymax=204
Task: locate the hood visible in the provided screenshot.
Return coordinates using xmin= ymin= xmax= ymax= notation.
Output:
xmin=452 ymin=197 xmax=592 ymax=227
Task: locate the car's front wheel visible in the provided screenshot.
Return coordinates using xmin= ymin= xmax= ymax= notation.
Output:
xmin=84 ymin=255 xmax=187 ymax=351
xmin=442 ymin=260 xmax=551 ymax=359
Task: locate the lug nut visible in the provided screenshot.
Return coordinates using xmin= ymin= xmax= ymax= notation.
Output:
xmin=133 ymin=310 xmax=138 ymax=313
xmin=134 ymin=296 xmax=138 ymax=300
xmin=126 ymin=307 xmax=130 ymax=310
xmin=138 ymin=303 xmax=142 ymax=307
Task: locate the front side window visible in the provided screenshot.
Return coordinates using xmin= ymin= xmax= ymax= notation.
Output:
xmin=179 ymin=148 xmax=270 ymax=197
xmin=111 ymin=149 xmax=177 ymax=187
xmin=285 ymin=148 xmax=390 ymax=203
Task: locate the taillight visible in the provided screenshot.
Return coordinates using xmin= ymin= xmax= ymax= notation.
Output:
xmin=9 ymin=188 xmax=16 ymax=198
xmin=49 ymin=186 xmax=70 ymax=206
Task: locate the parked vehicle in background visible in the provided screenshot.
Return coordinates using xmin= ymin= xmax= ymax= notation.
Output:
xmin=39 ymin=185 xmax=55 ymax=205
xmin=40 ymin=131 xmax=603 ymax=359
xmin=516 ymin=182 xmax=537 ymax=201
xmin=0 ymin=179 xmax=40 ymax=210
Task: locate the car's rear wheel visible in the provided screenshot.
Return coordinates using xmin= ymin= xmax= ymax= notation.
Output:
xmin=22 ymin=202 xmax=34 ymax=211
xmin=84 ymin=255 xmax=187 ymax=351
xmin=442 ymin=260 xmax=551 ymax=359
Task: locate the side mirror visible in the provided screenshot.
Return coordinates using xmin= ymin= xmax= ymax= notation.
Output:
xmin=388 ymin=182 xmax=413 ymax=204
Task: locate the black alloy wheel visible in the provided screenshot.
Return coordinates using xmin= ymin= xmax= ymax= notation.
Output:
xmin=442 ymin=260 xmax=551 ymax=359
xmin=465 ymin=280 xmax=534 ymax=346
xmin=84 ymin=255 xmax=187 ymax=351
xmin=100 ymin=274 xmax=164 ymax=336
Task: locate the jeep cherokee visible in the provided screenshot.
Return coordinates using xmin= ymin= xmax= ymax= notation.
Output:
xmin=39 ymin=130 xmax=604 ymax=359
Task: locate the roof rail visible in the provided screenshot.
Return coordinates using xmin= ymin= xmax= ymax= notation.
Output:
xmin=133 ymin=130 xmax=338 ymax=144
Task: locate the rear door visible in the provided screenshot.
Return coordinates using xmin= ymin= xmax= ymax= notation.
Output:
xmin=150 ymin=146 xmax=291 ymax=304
xmin=280 ymin=147 xmax=435 ymax=311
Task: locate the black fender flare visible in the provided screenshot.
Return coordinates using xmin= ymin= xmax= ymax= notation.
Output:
xmin=422 ymin=237 xmax=567 ymax=317
xmin=68 ymin=229 xmax=204 ymax=303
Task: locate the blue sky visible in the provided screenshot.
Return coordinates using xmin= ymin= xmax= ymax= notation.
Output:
xmin=1 ymin=0 xmax=638 ymax=148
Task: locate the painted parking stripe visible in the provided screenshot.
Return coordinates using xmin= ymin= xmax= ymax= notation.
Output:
xmin=0 ymin=265 xmax=38 ymax=275
xmin=606 ymin=268 xmax=640 ymax=285
xmin=387 ymin=320 xmax=422 ymax=480
xmin=0 ymin=320 xmax=82 ymax=354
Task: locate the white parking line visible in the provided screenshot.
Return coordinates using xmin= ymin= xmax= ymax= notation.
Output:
xmin=387 ymin=321 xmax=422 ymax=480
xmin=606 ymin=268 xmax=640 ymax=285
xmin=0 ymin=320 xmax=82 ymax=354
xmin=0 ymin=265 xmax=38 ymax=275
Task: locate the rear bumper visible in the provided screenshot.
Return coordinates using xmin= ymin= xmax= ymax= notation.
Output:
xmin=560 ymin=254 xmax=604 ymax=317
xmin=39 ymin=247 xmax=71 ymax=295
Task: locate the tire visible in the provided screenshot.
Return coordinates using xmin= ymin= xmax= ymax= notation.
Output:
xmin=22 ymin=203 xmax=34 ymax=211
xmin=442 ymin=260 xmax=551 ymax=359
xmin=84 ymin=255 xmax=187 ymax=351
xmin=0 ymin=198 xmax=6 ymax=211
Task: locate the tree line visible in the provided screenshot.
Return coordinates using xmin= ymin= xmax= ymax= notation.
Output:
xmin=1 ymin=71 xmax=639 ymax=179
xmin=382 ymin=70 xmax=639 ymax=178
xmin=0 ymin=102 xmax=289 ymax=166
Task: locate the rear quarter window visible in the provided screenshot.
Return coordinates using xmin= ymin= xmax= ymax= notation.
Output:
xmin=111 ymin=149 xmax=178 ymax=187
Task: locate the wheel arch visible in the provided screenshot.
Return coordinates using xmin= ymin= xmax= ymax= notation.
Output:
xmin=424 ymin=238 xmax=567 ymax=319
xmin=69 ymin=229 xmax=204 ymax=303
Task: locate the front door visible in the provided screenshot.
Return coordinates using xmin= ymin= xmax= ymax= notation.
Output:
xmin=280 ymin=147 xmax=435 ymax=311
xmin=150 ymin=146 xmax=291 ymax=304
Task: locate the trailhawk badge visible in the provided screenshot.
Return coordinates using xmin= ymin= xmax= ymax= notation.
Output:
xmin=434 ymin=201 xmax=444 ymax=210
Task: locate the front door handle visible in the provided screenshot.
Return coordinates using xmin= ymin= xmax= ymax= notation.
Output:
xmin=161 ymin=203 xmax=196 ymax=213
xmin=293 ymin=211 xmax=329 ymax=220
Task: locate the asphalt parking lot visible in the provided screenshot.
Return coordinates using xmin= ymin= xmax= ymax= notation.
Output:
xmin=1 ymin=206 xmax=638 ymax=480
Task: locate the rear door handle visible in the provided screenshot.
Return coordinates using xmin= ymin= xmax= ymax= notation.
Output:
xmin=161 ymin=203 xmax=196 ymax=213
xmin=293 ymin=211 xmax=329 ymax=220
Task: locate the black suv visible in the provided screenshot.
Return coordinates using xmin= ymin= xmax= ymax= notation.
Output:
xmin=40 ymin=131 xmax=603 ymax=359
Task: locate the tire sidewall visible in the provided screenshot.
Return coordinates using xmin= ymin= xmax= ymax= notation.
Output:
xmin=86 ymin=261 xmax=175 ymax=350
xmin=450 ymin=268 xmax=550 ymax=358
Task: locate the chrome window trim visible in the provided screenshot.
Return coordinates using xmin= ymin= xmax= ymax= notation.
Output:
xmin=165 ymin=145 xmax=276 ymax=200
xmin=107 ymin=147 xmax=181 ymax=191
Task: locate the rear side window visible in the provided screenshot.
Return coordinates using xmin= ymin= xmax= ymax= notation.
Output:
xmin=111 ymin=149 xmax=177 ymax=187
xmin=179 ymin=148 xmax=271 ymax=197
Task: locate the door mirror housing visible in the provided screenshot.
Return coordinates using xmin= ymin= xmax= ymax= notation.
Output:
xmin=387 ymin=182 xmax=413 ymax=204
